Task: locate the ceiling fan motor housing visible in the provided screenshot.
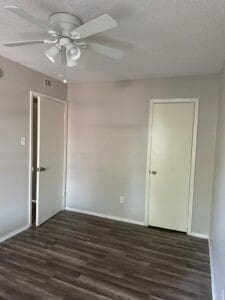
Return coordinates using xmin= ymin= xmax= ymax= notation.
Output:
xmin=49 ymin=12 xmax=83 ymax=36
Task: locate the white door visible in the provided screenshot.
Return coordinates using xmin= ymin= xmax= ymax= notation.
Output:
xmin=149 ymin=102 xmax=195 ymax=232
xmin=36 ymin=95 xmax=66 ymax=226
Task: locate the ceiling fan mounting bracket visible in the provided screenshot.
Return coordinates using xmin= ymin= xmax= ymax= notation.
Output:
xmin=49 ymin=12 xmax=83 ymax=36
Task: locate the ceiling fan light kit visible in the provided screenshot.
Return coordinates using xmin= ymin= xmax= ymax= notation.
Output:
xmin=44 ymin=36 xmax=82 ymax=67
xmin=2 ymin=6 xmax=123 ymax=70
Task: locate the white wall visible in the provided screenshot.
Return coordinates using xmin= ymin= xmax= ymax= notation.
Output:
xmin=67 ymin=75 xmax=220 ymax=235
xmin=0 ymin=55 xmax=67 ymax=240
xmin=210 ymin=65 xmax=225 ymax=299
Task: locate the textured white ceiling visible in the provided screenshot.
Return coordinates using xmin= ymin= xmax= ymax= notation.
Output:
xmin=0 ymin=0 xmax=225 ymax=82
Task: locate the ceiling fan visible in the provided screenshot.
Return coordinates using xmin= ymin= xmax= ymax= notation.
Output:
xmin=2 ymin=6 xmax=123 ymax=67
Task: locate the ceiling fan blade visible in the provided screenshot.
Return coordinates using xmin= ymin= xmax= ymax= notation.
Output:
xmin=88 ymin=43 xmax=123 ymax=59
xmin=3 ymin=40 xmax=47 ymax=47
xmin=4 ymin=5 xmax=49 ymax=30
xmin=71 ymin=14 xmax=117 ymax=39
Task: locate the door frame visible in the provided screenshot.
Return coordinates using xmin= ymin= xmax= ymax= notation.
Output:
xmin=28 ymin=91 xmax=68 ymax=226
xmin=145 ymin=98 xmax=199 ymax=234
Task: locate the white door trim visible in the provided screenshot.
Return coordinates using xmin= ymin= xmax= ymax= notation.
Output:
xmin=28 ymin=91 xmax=68 ymax=226
xmin=145 ymin=98 xmax=199 ymax=235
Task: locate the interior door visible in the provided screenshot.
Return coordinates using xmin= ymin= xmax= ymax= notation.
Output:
xmin=149 ymin=102 xmax=195 ymax=232
xmin=36 ymin=95 xmax=66 ymax=226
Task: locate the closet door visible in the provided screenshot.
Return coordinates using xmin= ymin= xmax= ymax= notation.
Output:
xmin=36 ymin=95 xmax=66 ymax=226
xmin=148 ymin=102 xmax=195 ymax=232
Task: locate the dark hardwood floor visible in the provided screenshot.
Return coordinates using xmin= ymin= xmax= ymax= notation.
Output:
xmin=0 ymin=211 xmax=211 ymax=300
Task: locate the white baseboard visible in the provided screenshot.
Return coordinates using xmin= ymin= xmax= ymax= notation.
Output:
xmin=0 ymin=224 xmax=30 ymax=243
xmin=65 ymin=207 xmax=145 ymax=226
xmin=209 ymin=238 xmax=215 ymax=300
xmin=189 ymin=231 xmax=209 ymax=239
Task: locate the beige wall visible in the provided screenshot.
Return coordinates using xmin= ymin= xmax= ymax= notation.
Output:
xmin=67 ymin=75 xmax=220 ymax=235
xmin=0 ymin=55 xmax=67 ymax=240
xmin=210 ymin=65 xmax=225 ymax=299
xmin=0 ymin=54 xmax=219 ymax=240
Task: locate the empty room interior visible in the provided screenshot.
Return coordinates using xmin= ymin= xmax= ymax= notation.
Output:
xmin=0 ymin=1 xmax=225 ymax=299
